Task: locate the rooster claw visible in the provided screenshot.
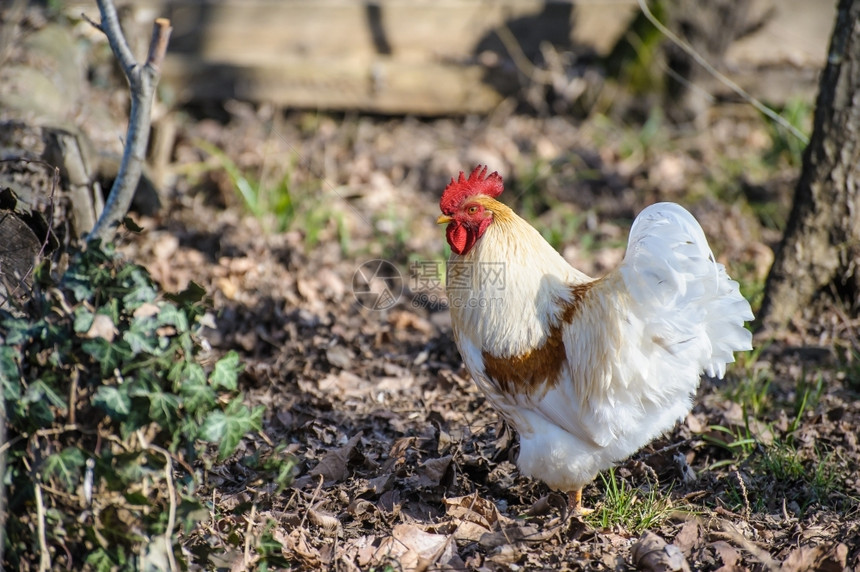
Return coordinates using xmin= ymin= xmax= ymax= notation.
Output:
xmin=566 ymin=489 xmax=594 ymax=517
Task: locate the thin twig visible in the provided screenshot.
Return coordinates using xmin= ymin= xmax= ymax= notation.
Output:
xmin=38 ymin=166 xmax=59 ymax=261
xmin=80 ymin=12 xmax=103 ymax=33
xmin=37 ymin=482 xmax=83 ymax=504
xmin=35 ymin=484 xmax=51 ymax=571
xmin=0 ymin=424 xmax=87 ymax=457
xmin=243 ymin=502 xmax=257 ymax=567
xmin=68 ymin=367 xmax=79 ymax=425
xmin=137 ymin=432 xmax=178 ymax=572
xmin=152 ymin=444 xmax=178 ymax=572
xmin=635 ymin=0 xmax=810 ymax=145
xmin=299 ymin=474 xmax=325 ymax=530
xmin=734 ymin=468 xmax=751 ymax=518
xmin=638 ymin=437 xmax=696 ymax=459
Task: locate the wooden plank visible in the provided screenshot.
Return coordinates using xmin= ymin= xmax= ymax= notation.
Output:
xmin=82 ymin=0 xmax=583 ymax=60
xmin=162 ymin=54 xmax=513 ymax=115
xmin=67 ymin=0 xmax=834 ymax=113
xmin=726 ymin=0 xmax=836 ymax=68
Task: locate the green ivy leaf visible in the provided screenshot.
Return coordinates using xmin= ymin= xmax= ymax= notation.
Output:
xmin=210 ymin=351 xmax=242 ymax=391
xmin=41 ymin=447 xmax=86 ymax=491
xmin=86 ymin=546 xmax=124 ymax=572
xmin=176 ymin=360 xmax=207 ymax=385
xmin=177 ymin=495 xmax=210 ymax=533
xmin=124 ymin=491 xmax=149 ymax=506
xmin=1 ymin=315 xmax=31 ymax=345
xmin=119 ymin=403 xmax=152 ymax=439
xmin=199 ymin=398 xmax=263 ymax=460
xmin=26 ymin=320 xmax=69 ymax=353
xmin=120 ymin=267 xmax=158 ymax=310
xmin=156 ymin=304 xmax=190 ymax=333
xmin=148 ymin=390 xmax=181 ymax=427
xmin=0 ymin=346 xmax=21 ymax=400
xmin=178 ymin=363 xmax=216 ymax=415
xmin=101 ymin=299 xmax=121 ymax=327
xmin=73 ymin=306 xmax=95 ymax=334
xmin=101 ymin=451 xmax=147 ymax=489
xmin=27 ymin=379 xmax=67 ymax=410
xmin=164 ymin=281 xmax=207 ymax=306
xmin=28 ymin=398 xmax=55 ymax=428
xmin=123 ymin=316 xmax=164 ymax=355
xmin=93 ymin=386 xmax=132 ymax=419
xmin=82 ymin=338 xmax=134 ymax=376
xmin=63 ymin=271 xmax=95 ymax=302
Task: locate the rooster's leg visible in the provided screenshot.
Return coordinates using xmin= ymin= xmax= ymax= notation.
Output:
xmin=567 ymin=488 xmax=594 ymax=516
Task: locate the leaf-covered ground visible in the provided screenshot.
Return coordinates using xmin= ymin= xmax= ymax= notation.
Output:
xmin=3 ymin=7 xmax=857 ymax=566
xmin=115 ymin=102 xmax=860 ymax=570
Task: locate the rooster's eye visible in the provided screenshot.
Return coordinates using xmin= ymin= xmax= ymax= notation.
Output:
xmin=468 ymin=206 xmax=479 ymax=214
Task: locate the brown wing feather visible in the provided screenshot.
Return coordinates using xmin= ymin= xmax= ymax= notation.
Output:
xmin=481 ymin=281 xmax=598 ymax=399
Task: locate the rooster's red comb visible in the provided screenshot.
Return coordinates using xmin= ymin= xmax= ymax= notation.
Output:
xmin=439 ymin=165 xmax=504 ymax=215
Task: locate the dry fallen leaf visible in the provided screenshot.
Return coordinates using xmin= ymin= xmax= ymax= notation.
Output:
xmin=374 ymin=524 xmax=460 ymax=571
xmin=478 ymin=524 xmax=542 ymax=549
xmin=341 ymin=534 xmax=378 ymax=568
xmin=782 ymin=542 xmax=848 ymax=572
xmin=415 ymin=455 xmax=453 ymax=488
xmin=444 ymin=493 xmax=502 ymax=527
xmin=132 ymin=302 xmax=160 ymax=319
xmin=326 ymin=344 xmax=353 ymax=369
xmin=389 ymin=310 xmax=434 ymax=334
xmin=310 ymin=432 xmax=362 ymax=484
xmin=710 ymin=540 xmax=741 ymax=569
xmin=84 ymin=313 xmax=117 ymax=342
xmin=672 ymin=520 xmax=701 ymax=556
xmin=217 ymin=276 xmax=239 ymax=300
xmin=308 ymin=506 xmax=342 ymax=537
xmin=286 ymin=527 xmax=321 ymax=567
xmin=631 ymin=531 xmax=692 ymax=572
xmin=443 ymin=492 xmax=508 ymax=541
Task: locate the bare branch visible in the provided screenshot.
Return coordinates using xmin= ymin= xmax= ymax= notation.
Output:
xmin=94 ymin=0 xmax=136 ymax=75
xmin=35 ymin=484 xmax=51 ymax=571
xmin=80 ymin=12 xmax=103 ymax=34
xmin=88 ymin=1 xmax=172 ymax=244
xmin=147 ymin=18 xmax=171 ymax=70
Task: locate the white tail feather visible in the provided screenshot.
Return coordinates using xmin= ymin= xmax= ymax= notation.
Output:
xmin=620 ymin=202 xmax=753 ymax=380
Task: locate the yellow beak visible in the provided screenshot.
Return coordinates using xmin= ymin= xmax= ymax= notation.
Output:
xmin=436 ymin=214 xmax=452 ymax=225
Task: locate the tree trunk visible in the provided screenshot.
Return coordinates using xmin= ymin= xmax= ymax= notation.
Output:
xmin=758 ymin=0 xmax=860 ymax=331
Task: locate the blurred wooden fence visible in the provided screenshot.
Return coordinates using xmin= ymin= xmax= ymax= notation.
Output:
xmin=70 ymin=0 xmax=835 ymax=115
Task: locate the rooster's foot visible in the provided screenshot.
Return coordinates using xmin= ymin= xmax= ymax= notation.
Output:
xmin=567 ymin=489 xmax=594 ymax=516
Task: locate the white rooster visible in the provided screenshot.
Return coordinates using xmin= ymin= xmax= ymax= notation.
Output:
xmin=436 ymin=166 xmax=753 ymax=512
